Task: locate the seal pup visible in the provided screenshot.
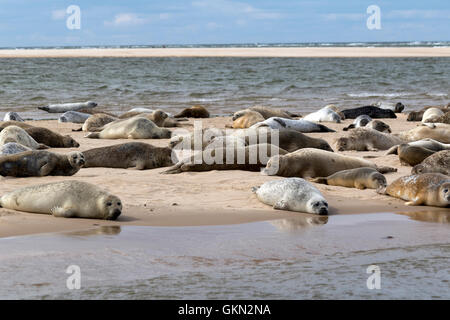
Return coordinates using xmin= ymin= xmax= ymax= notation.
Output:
xmin=341 ymin=106 xmax=396 ymax=119
xmin=85 ymin=117 xmax=171 ymax=139
xmin=385 ymin=138 xmax=450 ymax=155
xmin=311 ymin=167 xmax=387 ymax=191
xmin=59 ymin=111 xmax=91 ymax=124
xmin=248 ymin=106 xmax=299 ymax=119
xmin=334 ymin=128 xmax=404 ymax=151
xmin=396 ymin=123 xmax=450 ymax=143
xmin=343 ymin=115 xmax=372 ymax=131
xmin=251 ymin=117 xmax=335 ymax=133
xmin=227 ymin=109 xmax=265 ymax=128
xmin=380 ymin=173 xmax=450 ymax=207
xmin=83 ymin=142 xmax=174 ymax=169
xmin=412 ymin=150 xmax=450 ymax=176
xmin=3 ymin=112 xmax=24 ymax=122
xmin=252 ymin=178 xmax=329 ymax=215
xmin=375 ymin=102 xmax=405 ymax=113
xmin=422 ymin=107 xmax=444 ymax=123
xmin=0 ymin=180 xmax=122 ymax=220
xmin=0 ymin=126 xmax=48 ymax=149
xmin=262 ymin=148 xmax=396 ymax=178
xmin=174 ymin=105 xmax=210 ymax=118
xmin=80 ymin=113 xmax=118 ymax=132
xmin=426 ymin=111 xmax=450 ymax=124
xmin=162 ymin=143 xmax=287 ymax=174
xmin=0 ymin=142 xmax=32 ymax=156
xmin=303 ymin=106 xmax=341 ymax=123
xmin=39 ymin=101 xmax=97 ymax=113
xmin=397 ymin=144 xmax=436 ymax=166
xmin=25 ymin=127 xmax=79 ymax=148
xmin=0 ymin=150 xmax=84 ymax=177
xmin=407 ymin=105 xmax=450 ymax=121
xmin=366 ymin=120 xmax=391 ymax=133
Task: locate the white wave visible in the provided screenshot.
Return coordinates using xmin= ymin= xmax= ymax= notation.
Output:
xmin=346 ymin=92 xmax=414 ymax=98
xmin=426 ymin=92 xmax=448 ymax=97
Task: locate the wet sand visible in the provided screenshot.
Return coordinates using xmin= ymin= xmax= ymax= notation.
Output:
xmin=0 ymin=47 xmax=450 ymax=58
xmin=1 ymin=212 xmax=449 ymax=299
xmin=0 ymin=113 xmax=448 ymax=238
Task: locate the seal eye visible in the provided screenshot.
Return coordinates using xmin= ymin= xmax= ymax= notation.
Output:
xmin=117 ymin=202 xmax=121 ymax=206
xmin=444 ymin=189 xmax=449 ymax=193
xmin=106 ymin=202 xmax=112 ymax=206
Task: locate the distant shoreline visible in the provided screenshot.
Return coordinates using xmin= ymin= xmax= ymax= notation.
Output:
xmin=1 ymin=47 xmax=450 ymax=58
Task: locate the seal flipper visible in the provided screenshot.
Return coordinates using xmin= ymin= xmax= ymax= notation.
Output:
xmin=343 ymin=124 xmax=355 ymax=131
xmin=160 ymin=163 xmax=183 ymax=174
xmin=51 ymin=207 xmax=77 ymax=218
xmin=273 ymin=199 xmax=289 ymax=211
xmin=376 ymin=166 xmax=397 ymax=174
xmin=318 ymin=124 xmax=335 ymax=132
xmin=385 ymin=145 xmax=399 ymax=155
xmin=251 ymin=186 xmax=260 ymax=193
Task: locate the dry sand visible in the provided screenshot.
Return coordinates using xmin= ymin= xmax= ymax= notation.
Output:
xmin=0 ymin=113 xmax=448 ymax=238
xmin=0 ymin=47 xmax=450 ymax=58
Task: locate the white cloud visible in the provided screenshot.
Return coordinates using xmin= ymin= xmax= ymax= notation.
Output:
xmin=104 ymin=13 xmax=147 ymax=27
xmin=387 ymin=10 xmax=450 ymax=19
xmin=321 ymin=13 xmax=364 ymax=22
xmin=51 ymin=9 xmax=66 ymax=20
xmin=192 ymin=0 xmax=282 ymax=20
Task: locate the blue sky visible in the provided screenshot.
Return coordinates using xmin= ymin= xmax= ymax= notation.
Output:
xmin=0 ymin=0 xmax=449 ymax=47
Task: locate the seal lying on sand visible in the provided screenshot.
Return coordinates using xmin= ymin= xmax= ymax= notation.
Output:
xmin=311 ymin=167 xmax=387 ymax=191
xmin=303 ymin=106 xmax=341 ymax=123
xmin=422 ymin=108 xmax=444 ymax=123
xmin=253 ymin=178 xmax=329 ymax=215
xmin=25 ymin=127 xmax=79 ymax=148
xmin=366 ymin=120 xmax=391 ymax=133
xmin=343 ymin=115 xmax=372 ymax=131
xmin=380 ymin=173 xmax=450 ymax=207
xmin=77 ymin=113 xmax=118 ymax=132
xmin=174 ymin=105 xmax=210 ymax=118
xmin=83 ymin=142 xmax=174 ymax=169
xmin=251 ymin=117 xmax=335 ymax=133
xmin=0 ymin=180 xmax=122 ymax=220
xmin=334 ymin=128 xmax=403 ymax=151
xmin=39 ymin=101 xmax=97 ymax=113
xmin=426 ymin=111 xmax=450 ymax=124
xmin=3 ymin=112 xmax=24 ymax=122
xmin=85 ymin=117 xmax=172 ymax=139
xmin=396 ymin=123 xmax=450 ymax=143
xmin=0 ymin=126 xmax=48 ymax=149
xmin=59 ymin=111 xmax=91 ymax=124
xmin=412 ymin=150 xmax=450 ymax=176
xmin=248 ymin=106 xmax=299 ymax=119
xmin=228 ymin=109 xmax=265 ymax=128
xmin=397 ymin=144 xmax=436 ymax=166
xmin=262 ymin=148 xmax=396 ymax=178
xmin=375 ymin=102 xmax=405 ymax=113
xmin=162 ymin=143 xmax=287 ymax=174
xmin=0 ymin=151 xmax=84 ymax=177
xmin=385 ymin=138 xmax=450 ymax=155
xmin=235 ymin=128 xmax=334 ymax=153
xmin=407 ymin=105 xmax=450 ymax=121
xmin=341 ymin=106 xmax=396 ymax=119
